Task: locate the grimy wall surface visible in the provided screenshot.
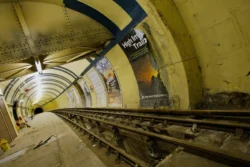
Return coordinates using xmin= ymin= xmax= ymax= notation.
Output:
xmin=0 ymin=0 xmax=249 ymax=114
xmin=43 ymin=0 xmax=250 ymax=111
xmin=42 ymin=0 xmax=250 ymax=111
xmin=149 ymin=0 xmax=250 ymax=109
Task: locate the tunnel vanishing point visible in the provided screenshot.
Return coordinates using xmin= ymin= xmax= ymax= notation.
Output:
xmin=0 ymin=0 xmax=250 ymax=167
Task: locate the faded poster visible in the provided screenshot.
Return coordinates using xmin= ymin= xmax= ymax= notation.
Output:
xmin=87 ymin=68 xmax=107 ymax=107
xmin=95 ymin=58 xmax=122 ymax=107
xmin=79 ymin=79 xmax=92 ymax=107
xmin=119 ymin=29 xmax=169 ymax=108
xmin=66 ymin=90 xmax=75 ymax=108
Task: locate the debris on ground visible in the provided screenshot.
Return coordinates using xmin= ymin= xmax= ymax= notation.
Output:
xmin=33 ymin=135 xmax=56 ymax=150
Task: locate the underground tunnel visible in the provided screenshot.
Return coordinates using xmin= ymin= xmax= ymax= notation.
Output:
xmin=0 ymin=0 xmax=250 ymax=166
xmin=34 ymin=108 xmax=44 ymax=115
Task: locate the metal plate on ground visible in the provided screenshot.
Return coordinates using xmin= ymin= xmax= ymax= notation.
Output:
xmin=0 ymin=146 xmax=32 ymax=165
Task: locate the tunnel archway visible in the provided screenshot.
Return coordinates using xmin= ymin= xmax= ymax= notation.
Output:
xmin=34 ymin=108 xmax=44 ymax=115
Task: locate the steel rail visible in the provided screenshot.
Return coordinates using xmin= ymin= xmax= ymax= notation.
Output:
xmin=57 ymin=109 xmax=250 ymax=133
xmin=52 ymin=108 xmax=250 ymax=122
xmin=80 ymin=108 xmax=250 ymax=116
xmin=58 ymin=114 xmax=148 ymax=167
xmin=197 ymin=115 xmax=250 ymax=122
xmin=55 ymin=111 xmax=250 ymax=166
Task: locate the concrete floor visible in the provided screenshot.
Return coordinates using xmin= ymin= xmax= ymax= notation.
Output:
xmin=0 ymin=112 xmax=106 ymax=167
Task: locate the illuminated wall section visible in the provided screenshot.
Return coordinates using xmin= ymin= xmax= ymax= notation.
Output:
xmin=78 ymin=79 xmax=92 ymax=107
xmin=54 ymin=93 xmax=70 ymax=109
xmin=42 ymin=100 xmax=58 ymax=111
xmin=83 ymin=75 xmax=97 ymax=107
xmin=95 ymin=57 xmax=123 ymax=107
xmin=105 ymin=45 xmax=140 ymax=108
xmin=66 ymin=86 xmax=82 ymax=108
xmin=87 ymin=68 xmax=107 ymax=107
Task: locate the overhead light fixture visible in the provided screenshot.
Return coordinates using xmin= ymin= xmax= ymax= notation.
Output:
xmin=34 ymin=57 xmax=43 ymax=74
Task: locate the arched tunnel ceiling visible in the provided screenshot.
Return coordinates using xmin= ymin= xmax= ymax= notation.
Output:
xmin=1 ymin=58 xmax=91 ymax=107
xmin=0 ymin=0 xmax=147 ymax=107
xmin=0 ymin=0 xmax=249 ymax=110
xmin=0 ymin=0 xmax=114 ymax=80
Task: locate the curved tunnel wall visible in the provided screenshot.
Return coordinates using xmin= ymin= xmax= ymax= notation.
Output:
xmin=43 ymin=0 xmax=199 ymax=111
xmin=44 ymin=0 xmax=250 ymax=111
xmin=149 ymin=0 xmax=250 ymax=109
xmin=45 ymin=46 xmax=141 ymax=111
xmin=1 ymin=0 xmax=250 ymax=116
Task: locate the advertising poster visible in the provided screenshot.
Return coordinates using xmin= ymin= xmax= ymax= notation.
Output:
xmin=66 ymin=90 xmax=75 ymax=108
xmin=79 ymin=79 xmax=92 ymax=107
xmin=119 ymin=29 xmax=170 ymax=108
xmin=71 ymin=87 xmax=80 ymax=105
xmin=87 ymin=68 xmax=107 ymax=107
xmin=95 ymin=58 xmax=122 ymax=107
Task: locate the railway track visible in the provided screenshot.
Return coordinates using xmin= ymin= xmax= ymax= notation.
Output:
xmin=52 ymin=108 xmax=250 ymax=167
xmin=57 ymin=108 xmax=250 ymax=134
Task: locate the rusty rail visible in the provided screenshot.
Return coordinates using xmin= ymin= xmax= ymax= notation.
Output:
xmin=79 ymin=107 xmax=250 ymax=116
xmin=58 ymin=114 xmax=148 ymax=167
xmin=53 ymin=109 xmax=250 ymax=167
xmin=53 ymin=108 xmax=250 ymax=134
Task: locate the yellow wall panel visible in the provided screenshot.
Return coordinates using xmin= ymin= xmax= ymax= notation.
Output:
xmin=105 ymin=45 xmax=140 ymax=108
xmin=83 ymin=75 xmax=97 ymax=107
xmin=43 ymin=100 xmax=58 ymax=112
xmin=78 ymin=0 xmax=132 ymax=30
xmin=54 ymin=93 xmax=70 ymax=109
xmin=174 ymin=0 xmax=250 ymax=94
xmin=137 ymin=0 xmax=202 ymax=109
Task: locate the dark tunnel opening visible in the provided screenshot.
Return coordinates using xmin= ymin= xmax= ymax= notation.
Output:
xmin=34 ymin=108 xmax=44 ymax=115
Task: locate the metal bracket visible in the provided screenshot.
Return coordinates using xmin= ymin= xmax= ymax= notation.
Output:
xmin=147 ymin=139 xmax=162 ymax=159
xmin=97 ymin=140 xmax=102 ymax=148
xmin=106 ymin=147 xmax=111 ymax=156
xmin=235 ymin=128 xmax=244 ymax=137
xmin=12 ymin=1 xmax=42 ymax=73
xmin=115 ymin=152 xmax=121 ymax=163
xmin=163 ymin=120 xmax=168 ymax=128
xmin=191 ymin=123 xmax=198 ymax=133
xmin=80 ymin=117 xmax=85 ymax=125
xmin=150 ymin=118 xmax=155 ymax=125
xmin=91 ymin=136 xmax=96 ymax=143
xmin=113 ymin=127 xmax=122 ymax=142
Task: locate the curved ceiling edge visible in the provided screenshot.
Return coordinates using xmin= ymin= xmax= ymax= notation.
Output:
xmin=52 ymin=66 xmax=78 ymax=79
xmin=8 ymin=73 xmax=72 ymax=102
xmin=11 ymin=81 xmax=67 ymax=103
